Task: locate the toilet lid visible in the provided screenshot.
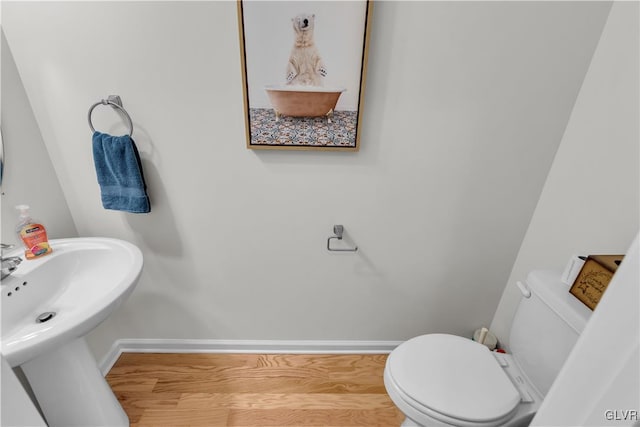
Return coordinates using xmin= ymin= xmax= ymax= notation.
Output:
xmin=387 ymin=334 xmax=520 ymax=423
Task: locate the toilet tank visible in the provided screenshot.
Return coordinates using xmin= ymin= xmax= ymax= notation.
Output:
xmin=509 ymin=270 xmax=592 ymax=396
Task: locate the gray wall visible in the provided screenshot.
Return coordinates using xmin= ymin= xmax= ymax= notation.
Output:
xmin=1 ymin=33 xmax=77 ymax=246
xmin=2 ymin=1 xmax=611 ymax=359
xmin=491 ymin=1 xmax=639 ymax=348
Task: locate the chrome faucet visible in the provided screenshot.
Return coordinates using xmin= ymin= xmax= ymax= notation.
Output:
xmin=1 ymin=244 xmax=22 ymax=280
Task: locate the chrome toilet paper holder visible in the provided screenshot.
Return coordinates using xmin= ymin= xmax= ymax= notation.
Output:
xmin=327 ymin=225 xmax=358 ymax=252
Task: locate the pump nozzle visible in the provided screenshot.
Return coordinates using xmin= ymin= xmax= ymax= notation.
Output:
xmin=15 ymin=205 xmax=33 ymax=231
xmin=15 ymin=204 xmax=31 ymax=220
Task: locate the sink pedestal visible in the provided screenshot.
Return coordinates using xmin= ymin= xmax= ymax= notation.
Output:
xmin=21 ymin=337 xmax=128 ymax=427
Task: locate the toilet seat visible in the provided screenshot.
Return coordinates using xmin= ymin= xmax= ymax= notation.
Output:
xmin=386 ymin=334 xmax=521 ymax=426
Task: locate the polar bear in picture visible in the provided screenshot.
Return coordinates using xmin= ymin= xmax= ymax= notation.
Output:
xmin=286 ymin=13 xmax=327 ymax=86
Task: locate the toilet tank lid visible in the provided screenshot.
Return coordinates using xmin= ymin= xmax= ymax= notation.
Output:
xmin=527 ymin=270 xmax=592 ymax=334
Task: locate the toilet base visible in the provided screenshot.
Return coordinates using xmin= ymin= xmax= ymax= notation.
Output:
xmin=397 ymin=410 xmax=535 ymax=427
xmin=400 ymin=417 xmax=421 ymax=427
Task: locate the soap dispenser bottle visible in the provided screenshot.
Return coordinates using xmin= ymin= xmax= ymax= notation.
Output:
xmin=15 ymin=204 xmax=52 ymax=259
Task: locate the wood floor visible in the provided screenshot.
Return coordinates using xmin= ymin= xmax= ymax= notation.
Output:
xmin=105 ymin=353 xmax=404 ymax=426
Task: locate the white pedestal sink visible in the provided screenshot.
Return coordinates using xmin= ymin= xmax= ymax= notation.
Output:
xmin=1 ymin=237 xmax=143 ymax=427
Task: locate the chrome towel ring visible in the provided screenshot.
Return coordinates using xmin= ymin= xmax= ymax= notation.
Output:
xmin=88 ymin=95 xmax=134 ymax=136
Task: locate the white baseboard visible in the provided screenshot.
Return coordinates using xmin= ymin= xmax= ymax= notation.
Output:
xmin=99 ymin=339 xmax=402 ymax=375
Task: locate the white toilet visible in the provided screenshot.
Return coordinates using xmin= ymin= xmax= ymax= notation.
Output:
xmin=384 ymin=269 xmax=592 ymax=427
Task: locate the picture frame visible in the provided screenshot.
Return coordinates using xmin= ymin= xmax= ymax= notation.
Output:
xmin=237 ymin=0 xmax=372 ymax=151
xmin=569 ymin=254 xmax=624 ymax=310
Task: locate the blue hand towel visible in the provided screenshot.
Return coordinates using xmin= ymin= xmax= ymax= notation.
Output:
xmin=92 ymin=131 xmax=150 ymax=213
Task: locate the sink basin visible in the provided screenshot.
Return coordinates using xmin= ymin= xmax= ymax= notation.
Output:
xmin=0 ymin=237 xmax=143 ymax=427
xmin=2 ymin=237 xmax=143 ymax=366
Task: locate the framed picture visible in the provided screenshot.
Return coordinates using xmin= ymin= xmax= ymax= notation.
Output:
xmin=237 ymin=0 xmax=372 ymax=151
xmin=569 ymin=255 xmax=624 ymax=310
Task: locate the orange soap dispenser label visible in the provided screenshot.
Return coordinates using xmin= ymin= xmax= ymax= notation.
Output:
xmin=19 ymin=224 xmax=52 ymax=259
